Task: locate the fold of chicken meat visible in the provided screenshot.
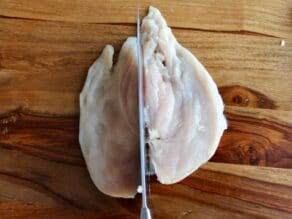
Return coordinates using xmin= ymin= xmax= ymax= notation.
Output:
xmin=142 ymin=7 xmax=227 ymax=184
xmin=79 ymin=37 xmax=139 ymax=198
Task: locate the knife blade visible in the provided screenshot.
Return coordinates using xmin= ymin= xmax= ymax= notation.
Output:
xmin=137 ymin=9 xmax=152 ymax=219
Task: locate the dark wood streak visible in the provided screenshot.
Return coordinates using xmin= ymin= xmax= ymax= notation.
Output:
xmin=0 ymin=110 xmax=83 ymax=166
xmin=212 ymin=112 xmax=292 ymax=167
xmin=227 ymin=111 xmax=292 ymax=140
xmin=219 ymin=85 xmax=277 ymax=109
xmin=0 ymin=142 xmax=84 ymax=167
xmin=0 ymin=171 xmax=81 ymax=209
xmin=0 ymin=202 xmax=136 ymax=219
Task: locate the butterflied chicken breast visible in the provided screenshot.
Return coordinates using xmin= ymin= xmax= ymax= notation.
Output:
xmin=79 ymin=6 xmax=226 ymax=198
xmin=79 ymin=38 xmax=139 ymax=198
xmin=142 ymin=7 xmax=227 ymax=184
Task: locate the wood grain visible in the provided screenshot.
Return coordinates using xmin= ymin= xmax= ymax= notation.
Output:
xmin=0 ymin=18 xmax=291 ymax=115
xmin=1 ymin=107 xmax=291 ymax=168
xmin=0 ymin=202 xmax=136 ymax=219
xmin=0 ymin=0 xmax=291 ymax=38
xmin=0 ymin=154 xmax=291 ymax=218
xmin=212 ymin=106 xmax=292 ymax=168
xmin=0 ymin=0 xmax=292 ymax=218
xmin=150 ymin=163 xmax=292 ymax=219
xmin=0 ymin=146 xmax=139 ymax=218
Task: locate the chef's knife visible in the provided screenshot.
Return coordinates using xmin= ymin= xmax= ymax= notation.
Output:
xmin=137 ymin=9 xmax=152 ymax=219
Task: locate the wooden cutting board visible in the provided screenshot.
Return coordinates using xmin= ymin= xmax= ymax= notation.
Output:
xmin=0 ymin=1 xmax=291 ymax=218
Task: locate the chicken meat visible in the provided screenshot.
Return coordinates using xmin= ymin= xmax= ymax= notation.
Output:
xmin=142 ymin=7 xmax=227 ymax=184
xmin=79 ymin=38 xmax=139 ymax=198
xmin=79 ymin=6 xmax=227 ymax=198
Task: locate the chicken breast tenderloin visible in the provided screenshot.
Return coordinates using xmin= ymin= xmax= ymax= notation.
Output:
xmin=142 ymin=7 xmax=227 ymax=184
xmin=79 ymin=6 xmax=227 ymax=198
xmin=79 ymin=38 xmax=139 ymax=198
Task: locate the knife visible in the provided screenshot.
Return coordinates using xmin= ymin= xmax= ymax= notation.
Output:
xmin=137 ymin=9 xmax=152 ymax=219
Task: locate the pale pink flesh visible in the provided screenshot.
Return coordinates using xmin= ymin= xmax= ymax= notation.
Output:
xmin=142 ymin=7 xmax=227 ymax=184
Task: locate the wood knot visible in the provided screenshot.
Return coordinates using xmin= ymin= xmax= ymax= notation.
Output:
xmin=236 ymin=141 xmax=267 ymax=166
xmin=232 ymin=95 xmax=249 ymax=105
xmin=219 ymin=85 xmax=277 ymax=109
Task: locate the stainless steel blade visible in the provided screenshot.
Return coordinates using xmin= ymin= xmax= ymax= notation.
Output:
xmin=137 ymin=9 xmax=152 ymax=219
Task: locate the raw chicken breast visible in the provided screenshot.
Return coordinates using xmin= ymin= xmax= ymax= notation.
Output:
xmin=142 ymin=7 xmax=227 ymax=184
xmin=79 ymin=38 xmax=139 ymax=198
xmin=79 ymin=6 xmax=227 ymax=198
